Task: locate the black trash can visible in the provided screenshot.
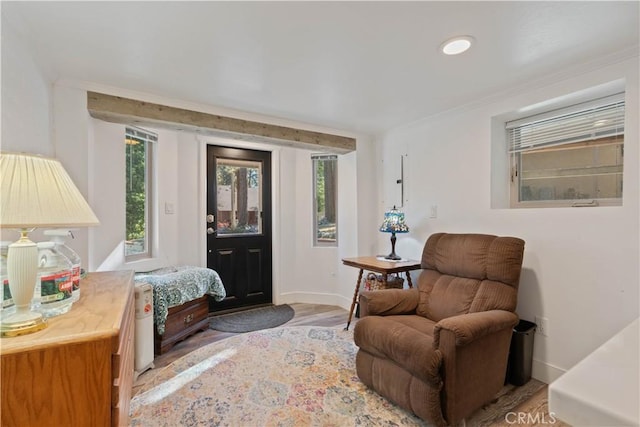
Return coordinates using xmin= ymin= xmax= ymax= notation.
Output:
xmin=506 ymin=319 xmax=536 ymax=386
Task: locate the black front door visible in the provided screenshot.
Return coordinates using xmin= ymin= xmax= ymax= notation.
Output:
xmin=206 ymin=145 xmax=272 ymax=312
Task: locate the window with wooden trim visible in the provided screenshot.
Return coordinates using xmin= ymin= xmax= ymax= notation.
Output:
xmin=125 ymin=126 xmax=156 ymax=260
xmin=508 ymin=93 xmax=624 ymax=207
xmin=312 ymin=154 xmax=338 ymax=246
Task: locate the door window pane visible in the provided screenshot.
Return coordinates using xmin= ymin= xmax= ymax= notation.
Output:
xmin=216 ymin=158 xmax=262 ymax=235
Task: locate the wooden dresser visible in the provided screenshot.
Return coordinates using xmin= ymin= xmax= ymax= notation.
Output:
xmin=1 ymin=270 xmax=135 ymax=427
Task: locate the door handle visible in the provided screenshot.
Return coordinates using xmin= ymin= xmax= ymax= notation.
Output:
xmin=207 ymin=227 xmax=215 ymax=235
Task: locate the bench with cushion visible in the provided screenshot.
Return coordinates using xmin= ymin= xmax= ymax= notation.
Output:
xmin=134 ymin=266 xmax=226 ymax=354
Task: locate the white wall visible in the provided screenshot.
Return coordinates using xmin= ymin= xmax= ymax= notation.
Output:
xmin=4 ymin=3 xmax=637 ymax=385
xmin=175 ymin=132 xmax=204 ymax=266
xmin=378 ymin=57 xmax=639 ymax=382
xmin=86 ymin=120 xmax=179 ymax=272
xmin=276 ymin=148 xmax=359 ymax=308
xmin=0 ymin=9 xmax=52 ymax=157
xmin=0 ymin=9 xmax=54 ymax=245
xmin=49 ymin=81 xmax=374 ymax=310
xmin=0 ymin=2 xmax=380 ymax=310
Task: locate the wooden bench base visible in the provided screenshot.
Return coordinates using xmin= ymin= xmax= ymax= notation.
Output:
xmin=154 ymin=295 xmax=209 ymax=355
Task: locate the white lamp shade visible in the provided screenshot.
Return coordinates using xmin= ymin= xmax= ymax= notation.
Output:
xmin=0 ymin=152 xmax=99 ymax=228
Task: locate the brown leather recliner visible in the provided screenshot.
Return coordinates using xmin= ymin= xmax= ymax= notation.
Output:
xmin=353 ymin=233 xmax=525 ymax=426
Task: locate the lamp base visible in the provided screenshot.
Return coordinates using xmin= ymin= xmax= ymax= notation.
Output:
xmin=384 ymin=231 xmax=402 ymax=260
xmin=0 ymin=309 xmax=47 ymax=338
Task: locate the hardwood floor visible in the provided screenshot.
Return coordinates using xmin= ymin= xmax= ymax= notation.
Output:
xmin=140 ymin=303 xmax=348 ymax=372
xmin=492 ymin=385 xmax=569 ymax=427
xmin=133 ymin=303 xmax=348 ymax=395
xmin=133 ymin=303 xmax=565 ymax=426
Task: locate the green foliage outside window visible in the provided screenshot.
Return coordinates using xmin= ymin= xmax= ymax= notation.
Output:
xmin=313 ymin=155 xmax=337 ymax=244
xmin=125 ymin=128 xmax=155 ymax=257
xmin=216 ymin=162 xmax=260 ymax=234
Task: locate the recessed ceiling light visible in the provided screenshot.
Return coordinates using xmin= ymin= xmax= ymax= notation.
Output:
xmin=440 ymin=36 xmax=475 ymax=55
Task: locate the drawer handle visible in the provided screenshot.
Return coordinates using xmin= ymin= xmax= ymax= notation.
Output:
xmin=184 ymin=314 xmax=194 ymax=324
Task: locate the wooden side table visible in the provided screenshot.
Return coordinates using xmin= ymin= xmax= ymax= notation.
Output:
xmin=342 ymin=256 xmax=421 ymax=330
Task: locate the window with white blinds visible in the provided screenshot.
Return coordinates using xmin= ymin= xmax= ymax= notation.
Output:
xmin=507 ymin=93 xmax=625 ymax=153
xmin=507 ymin=93 xmax=625 ymax=207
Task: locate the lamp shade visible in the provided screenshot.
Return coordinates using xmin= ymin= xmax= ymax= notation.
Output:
xmin=0 ymin=152 xmax=99 ymax=228
xmin=379 ymin=205 xmax=409 ymax=234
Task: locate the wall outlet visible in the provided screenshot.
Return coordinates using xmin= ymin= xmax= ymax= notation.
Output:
xmin=535 ymin=316 xmax=549 ymax=336
xmin=429 ymin=205 xmax=438 ymax=218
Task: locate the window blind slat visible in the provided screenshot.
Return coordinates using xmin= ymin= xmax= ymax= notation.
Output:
xmin=126 ymin=127 xmax=158 ymax=144
xmin=311 ymin=154 xmax=338 ymax=161
xmin=507 ymin=98 xmax=625 ymax=153
xmin=505 ymin=93 xmax=624 ymax=129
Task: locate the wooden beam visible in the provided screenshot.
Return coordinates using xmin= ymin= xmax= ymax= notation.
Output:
xmin=87 ymin=92 xmax=356 ymax=154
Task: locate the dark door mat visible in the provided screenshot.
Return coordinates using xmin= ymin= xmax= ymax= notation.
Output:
xmin=209 ymin=304 xmax=295 ymax=333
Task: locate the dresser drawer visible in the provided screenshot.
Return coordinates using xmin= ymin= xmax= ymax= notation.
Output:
xmin=164 ymin=296 xmax=209 ymax=337
xmin=155 ymin=295 xmax=209 ymax=354
xmin=112 ymin=292 xmax=134 ymax=377
xmin=112 ymin=284 xmax=135 ymax=426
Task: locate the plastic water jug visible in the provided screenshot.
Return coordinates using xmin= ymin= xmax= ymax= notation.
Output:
xmin=0 ymin=242 xmax=15 ymax=313
xmin=32 ymin=242 xmax=74 ymax=317
xmin=44 ymin=230 xmax=82 ymax=302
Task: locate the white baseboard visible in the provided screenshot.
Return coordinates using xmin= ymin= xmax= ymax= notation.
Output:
xmin=276 ymin=291 xmax=352 ymax=311
xmin=532 ymin=358 xmax=566 ymax=384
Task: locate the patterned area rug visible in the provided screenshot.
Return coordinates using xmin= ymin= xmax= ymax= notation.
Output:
xmin=209 ymin=304 xmax=295 ymax=333
xmin=130 ymin=326 xmax=544 ymax=426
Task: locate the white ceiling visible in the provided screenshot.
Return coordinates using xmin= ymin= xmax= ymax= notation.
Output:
xmin=3 ymin=1 xmax=639 ymax=136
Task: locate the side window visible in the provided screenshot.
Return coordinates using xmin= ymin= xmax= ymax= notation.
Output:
xmin=507 ymin=93 xmax=624 ymax=207
xmin=312 ymin=154 xmax=338 ymax=246
xmin=125 ymin=127 xmax=156 ymax=260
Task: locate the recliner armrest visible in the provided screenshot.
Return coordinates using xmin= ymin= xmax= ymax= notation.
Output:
xmin=433 ymin=310 xmax=518 ymax=347
xmin=359 ymin=288 xmax=419 ymax=317
xmin=434 ymin=310 xmax=519 ymax=424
